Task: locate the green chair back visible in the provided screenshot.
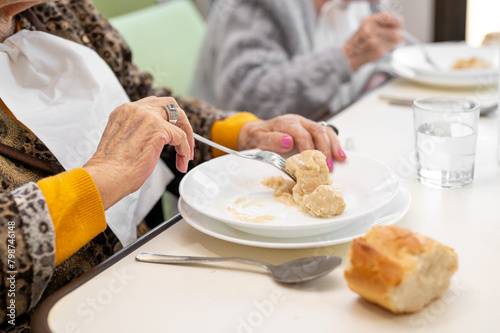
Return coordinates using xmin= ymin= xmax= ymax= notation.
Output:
xmin=110 ymin=1 xmax=205 ymax=96
xmin=92 ymin=0 xmax=159 ymax=19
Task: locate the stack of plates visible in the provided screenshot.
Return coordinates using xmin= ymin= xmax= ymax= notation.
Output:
xmin=391 ymin=42 xmax=499 ymax=88
xmin=178 ymin=152 xmax=411 ymax=249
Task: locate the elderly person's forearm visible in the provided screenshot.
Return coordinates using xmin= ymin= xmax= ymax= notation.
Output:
xmin=216 ymin=47 xmax=352 ymax=120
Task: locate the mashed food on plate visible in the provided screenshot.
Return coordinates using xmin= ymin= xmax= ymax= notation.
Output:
xmin=450 ymin=57 xmax=491 ymax=70
xmin=262 ymin=150 xmax=345 ymax=218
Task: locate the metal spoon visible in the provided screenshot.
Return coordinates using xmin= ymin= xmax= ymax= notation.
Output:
xmin=136 ymin=253 xmax=343 ymax=284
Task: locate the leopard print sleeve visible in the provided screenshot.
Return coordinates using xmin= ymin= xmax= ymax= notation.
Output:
xmin=0 ymin=183 xmax=55 ymax=326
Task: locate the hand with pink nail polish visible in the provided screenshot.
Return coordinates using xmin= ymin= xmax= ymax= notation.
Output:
xmin=327 ymin=158 xmax=334 ymax=171
xmin=281 ymin=136 xmax=293 ymax=149
xmin=238 ymin=114 xmax=346 ymax=166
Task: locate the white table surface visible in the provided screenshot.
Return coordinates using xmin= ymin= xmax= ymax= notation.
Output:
xmin=43 ymin=78 xmax=500 ymax=333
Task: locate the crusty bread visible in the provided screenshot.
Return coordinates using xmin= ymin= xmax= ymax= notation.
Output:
xmin=344 ymin=225 xmax=458 ymax=314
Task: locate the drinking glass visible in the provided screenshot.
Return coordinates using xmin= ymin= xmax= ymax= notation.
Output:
xmin=413 ymin=96 xmax=480 ymax=188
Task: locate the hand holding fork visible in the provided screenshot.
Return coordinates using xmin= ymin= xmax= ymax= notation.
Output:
xmin=193 ymin=133 xmax=297 ymax=182
xmin=369 ymin=2 xmax=442 ymax=71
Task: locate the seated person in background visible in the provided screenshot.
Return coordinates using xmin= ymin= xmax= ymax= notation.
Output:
xmin=191 ymin=0 xmax=403 ymax=120
xmin=0 ymin=0 xmax=345 ymax=329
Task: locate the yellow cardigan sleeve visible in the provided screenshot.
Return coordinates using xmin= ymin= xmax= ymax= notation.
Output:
xmin=37 ymin=168 xmax=106 ymax=265
xmin=210 ymin=112 xmax=261 ymax=157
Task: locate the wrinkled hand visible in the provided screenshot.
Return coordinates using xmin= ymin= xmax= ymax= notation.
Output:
xmin=238 ymin=114 xmax=346 ymax=171
xmin=342 ymin=12 xmax=404 ymax=71
xmin=83 ymin=97 xmax=194 ymax=209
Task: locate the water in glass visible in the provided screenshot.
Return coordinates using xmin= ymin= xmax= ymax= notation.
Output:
xmin=416 ymin=121 xmax=477 ymax=188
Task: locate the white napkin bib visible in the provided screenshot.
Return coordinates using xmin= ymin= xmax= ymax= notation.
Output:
xmin=0 ymin=30 xmax=173 ymax=246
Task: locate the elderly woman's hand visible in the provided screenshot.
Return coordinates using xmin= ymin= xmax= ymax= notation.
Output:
xmin=342 ymin=12 xmax=404 ymax=71
xmin=238 ymin=114 xmax=346 ymax=171
xmin=83 ymin=96 xmax=194 ymax=209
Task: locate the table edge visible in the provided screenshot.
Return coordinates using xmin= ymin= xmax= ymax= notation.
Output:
xmin=31 ymin=213 xmax=183 ymax=333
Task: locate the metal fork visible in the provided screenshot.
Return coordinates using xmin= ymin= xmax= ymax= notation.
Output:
xmin=402 ymin=30 xmax=443 ymax=71
xmin=193 ymin=133 xmax=296 ymax=182
xmin=369 ymin=2 xmax=442 ymax=71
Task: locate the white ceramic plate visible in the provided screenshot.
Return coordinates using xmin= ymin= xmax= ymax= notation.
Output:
xmin=178 ymin=186 xmax=411 ymax=249
xmin=391 ymin=42 xmax=499 ymax=88
xmin=392 ymin=42 xmax=499 ymax=76
xmin=179 ymin=151 xmax=400 ymax=238
xmin=391 ymin=62 xmax=498 ymax=88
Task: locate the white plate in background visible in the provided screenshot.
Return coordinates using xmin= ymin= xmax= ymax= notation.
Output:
xmin=391 ymin=42 xmax=499 ymax=88
xmin=392 ymin=42 xmax=498 ymax=76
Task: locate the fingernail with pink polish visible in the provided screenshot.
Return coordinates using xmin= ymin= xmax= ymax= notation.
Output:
xmin=281 ymin=136 xmax=292 ymax=148
xmin=338 ymin=148 xmax=346 ymax=158
xmin=327 ymin=158 xmax=333 ymax=171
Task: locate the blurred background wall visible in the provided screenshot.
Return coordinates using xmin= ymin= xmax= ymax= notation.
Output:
xmin=397 ymin=0 xmax=435 ymax=43
xmin=93 ymin=0 xmax=496 ymax=45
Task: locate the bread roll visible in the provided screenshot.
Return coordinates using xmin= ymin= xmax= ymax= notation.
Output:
xmin=344 ymin=225 xmax=458 ymax=314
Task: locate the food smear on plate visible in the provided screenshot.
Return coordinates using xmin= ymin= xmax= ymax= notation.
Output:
xmin=450 ymin=56 xmax=491 ymax=70
xmin=344 ymin=225 xmax=458 ymax=314
xmin=262 ymin=150 xmax=346 ymax=218
xmin=234 ymin=196 xmax=265 ymax=208
xmin=226 ymin=197 xmax=275 ymax=223
xmin=226 ymin=206 xmax=275 ymax=223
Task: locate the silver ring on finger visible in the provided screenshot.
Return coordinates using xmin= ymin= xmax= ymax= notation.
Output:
xmin=317 ymin=121 xmax=339 ymax=135
xmin=163 ymin=103 xmax=179 ymax=125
